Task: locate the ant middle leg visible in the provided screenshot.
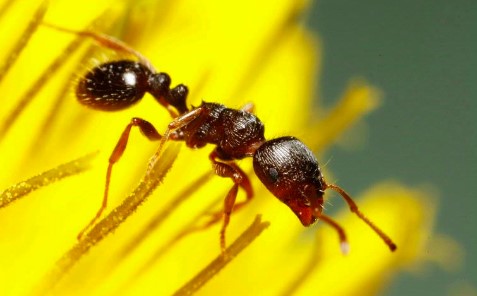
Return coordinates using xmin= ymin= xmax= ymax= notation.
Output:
xmin=78 ymin=117 xmax=161 ymax=240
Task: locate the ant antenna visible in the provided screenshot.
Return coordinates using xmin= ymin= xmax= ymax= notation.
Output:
xmin=318 ymin=214 xmax=350 ymax=255
xmin=325 ymin=183 xmax=397 ymax=252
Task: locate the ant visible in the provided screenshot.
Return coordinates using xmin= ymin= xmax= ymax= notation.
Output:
xmin=49 ymin=25 xmax=397 ymax=254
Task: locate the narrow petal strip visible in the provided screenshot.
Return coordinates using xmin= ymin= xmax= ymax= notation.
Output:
xmin=0 ymin=152 xmax=97 ymax=208
xmin=37 ymin=143 xmax=180 ymax=294
xmin=306 ymin=80 xmax=381 ymax=151
xmin=173 ymin=215 xmax=270 ymax=296
xmin=0 ymin=1 xmax=48 ymax=83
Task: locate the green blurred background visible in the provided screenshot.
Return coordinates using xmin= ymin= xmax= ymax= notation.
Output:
xmin=307 ymin=1 xmax=476 ymax=295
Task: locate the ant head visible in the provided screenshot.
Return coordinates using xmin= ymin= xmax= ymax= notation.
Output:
xmin=76 ymin=60 xmax=152 ymax=111
xmin=253 ymin=137 xmax=325 ymax=226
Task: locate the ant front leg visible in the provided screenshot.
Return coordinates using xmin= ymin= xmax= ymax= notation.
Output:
xmin=208 ymin=149 xmax=254 ymax=253
xmin=78 ymin=117 xmax=161 ymax=240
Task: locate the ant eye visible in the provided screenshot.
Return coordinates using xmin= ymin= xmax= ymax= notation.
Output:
xmin=76 ymin=60 xmax=152 ymax=111
xmin=268 ymin=167 xmax=279 ymax=183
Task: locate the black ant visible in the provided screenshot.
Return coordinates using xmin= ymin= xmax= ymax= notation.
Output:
xmin=50 ymin=25 xmax=397 ymax=254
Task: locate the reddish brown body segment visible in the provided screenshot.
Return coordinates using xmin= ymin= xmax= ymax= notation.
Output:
xmin=67 ymin=28 xmax=396 ymax=254
xmin=253 ymin=137 xmax=325 ymax=226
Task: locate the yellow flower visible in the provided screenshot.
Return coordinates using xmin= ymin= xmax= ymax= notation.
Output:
xmin=0 ymin=0 xmax=440 ymax=295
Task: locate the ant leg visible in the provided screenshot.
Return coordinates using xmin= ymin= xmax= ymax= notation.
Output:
xmin=146 ymin=107 xmax=204 ymax=173
xmin=165 ymin=157 xmax=252 ymax=252
xmin=325 ymin=183 xmax=397 ymax=251
xmin=43 ymin=23 xmax=154 ymax=71
xmin=78 ymin=117 xmax=161 ymax=240
xmin=208 ymin=150 xmax=254 ymax=253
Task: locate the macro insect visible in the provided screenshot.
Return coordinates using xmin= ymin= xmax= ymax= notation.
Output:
xmin=55 ymin=25 xmax=397 ymax=254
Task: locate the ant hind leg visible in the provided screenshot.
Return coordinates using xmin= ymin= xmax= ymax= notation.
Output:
xmin=43 ymin=23 xmax=155 ymax=71
xmin=77 ymin=117 xmax=161 ymax=240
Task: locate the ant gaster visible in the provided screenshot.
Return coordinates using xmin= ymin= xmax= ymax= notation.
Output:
xmin=56 ymin=25 xmax=396 ymax=254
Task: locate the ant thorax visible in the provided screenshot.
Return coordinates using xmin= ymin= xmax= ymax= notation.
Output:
xmin=173 ymin=102 xmax=266 ymax=160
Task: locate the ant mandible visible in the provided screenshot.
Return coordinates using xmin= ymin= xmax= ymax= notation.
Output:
xmin=50 ymin=25 xmax=397 ymax=254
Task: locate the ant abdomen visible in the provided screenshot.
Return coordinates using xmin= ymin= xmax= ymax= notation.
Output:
xmin=76 ymin=60 xmax=152 ymax=111
xmin=77 ymin=60 xmax=189 ymax=115
xmin=253 ymin=137 xmax=325 ymax=226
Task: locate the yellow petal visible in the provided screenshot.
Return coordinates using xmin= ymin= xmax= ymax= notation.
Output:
xmin=0 ymin=0 xmax=444 ymax=295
